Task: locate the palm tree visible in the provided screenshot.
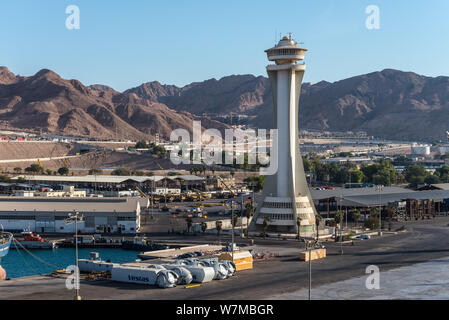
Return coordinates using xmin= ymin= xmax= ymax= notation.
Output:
xmin=244 ymin=202 xmax=254 ymax=237
xmin=315 ymin=214 xmax=323 ymax=242
xmin=186 ymin=217 xmax=193 ymax=234
xmin=334 ymin=210 xmax=344 ymax=239
xmin=262 ymin=216 xmax=270 ymax=238
xmin=215 ymin=220 xmax=223 ymax=244
xmin=386 ymin=206 xmax=396 ymax=231
xmin=352 ymin=210 xmax=361 ymax=229
xmin=231 ymin=212 xmax=238 ymax=229
xmin=201 ymin=222 xmax=207 ymax=234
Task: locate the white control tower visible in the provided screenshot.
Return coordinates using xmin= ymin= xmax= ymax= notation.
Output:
xmin=250 ymin=35 xmax=316 ymax=234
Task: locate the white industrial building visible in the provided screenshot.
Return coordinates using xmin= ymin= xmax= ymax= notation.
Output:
xmin=0 ymin=197 xmax=143 ymax=234
xmin=411 ymin=144 xmax=431 ymax=156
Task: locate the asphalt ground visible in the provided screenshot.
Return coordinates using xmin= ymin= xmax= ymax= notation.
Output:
xmin=2 ymin=217 xmax=449 ymax=300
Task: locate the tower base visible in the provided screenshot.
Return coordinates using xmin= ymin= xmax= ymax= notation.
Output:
xmin=251 ymin=195 xmax=316 ymax=234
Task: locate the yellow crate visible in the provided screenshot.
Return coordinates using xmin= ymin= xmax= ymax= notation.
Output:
xmin=219 ymin=250 xmax=253 ymax=271
xmin=299 ymin=248 xmax=326 ymax=261
xmin=234 ymin=261 xmax=253 ymax=271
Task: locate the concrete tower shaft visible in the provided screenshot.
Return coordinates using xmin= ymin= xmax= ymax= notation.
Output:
xmin=250 ymin=36 xmax=316 ymax=234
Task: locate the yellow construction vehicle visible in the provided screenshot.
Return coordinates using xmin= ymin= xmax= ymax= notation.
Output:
xmin=135 ymin=186 xmax=147 ymax=198
xmin=216 ymin=176 xmax=237 ymax=199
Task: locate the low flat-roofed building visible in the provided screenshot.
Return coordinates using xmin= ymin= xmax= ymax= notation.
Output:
xmin=0 ymin=197 xmax=141 ymax=234
xmin=321 ymin=157 xmax=373 ymax=165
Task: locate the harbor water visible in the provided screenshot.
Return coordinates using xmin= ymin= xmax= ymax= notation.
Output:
xmin=2 ymin=246 xmax=141 ymax=279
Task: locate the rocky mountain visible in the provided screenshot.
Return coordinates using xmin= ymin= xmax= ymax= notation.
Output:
xmin=126 ymin=75 xmax=271 ymax=115
xmin=127 ymin=69 xmax=449 ymax=141
xmin=0 ymin=67 xmax=229 ymax=140
xmin=1 ymin=66 xmax=448 ymax=141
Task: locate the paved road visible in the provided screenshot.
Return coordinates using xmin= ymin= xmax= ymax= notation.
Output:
xmin=2 ymin=217 xmax=449 ymax=299
xmin=0 ymin=155 xmax=79 ymax=164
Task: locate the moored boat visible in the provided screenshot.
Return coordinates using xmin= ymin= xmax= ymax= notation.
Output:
xmin=0 ymin=232 xmax=13 ymax=280
xmin=16 ymin=231 xmax=57 ymax=249
xmin=122 ymin=236 xmax=169 ymax=251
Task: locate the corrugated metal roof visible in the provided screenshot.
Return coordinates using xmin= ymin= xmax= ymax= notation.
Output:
xmin=0 ymin=197 xmax=140 ymax=212
xmin=10 ymin=175 xmax=165 ymax=184
xmin=429 ymin=183 xmax=449 ymax=190
xmin=337 ymin=190 xmax=449 ymax=207
xmin=310 ymin=186 xmax=412 ymax=201
xmin=172 ymin=175 xmax=205 ymax=181
xmin=9 ymin=174 xmax=203 ymax=184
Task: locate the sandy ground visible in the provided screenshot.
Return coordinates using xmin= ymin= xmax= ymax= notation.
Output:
xmin=0 ymin=141 xmax=73 ymax=160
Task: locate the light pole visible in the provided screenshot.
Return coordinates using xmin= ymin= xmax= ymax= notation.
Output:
xmin=308 ymin=240 xmax=312 ymax=300
xmin=339 ymin=195 xmax=343 ymax=255
xmin=240 ymin=193 xmax=244 ymax=239
xmin=65 ymin=212 xmax=84 ymax=300
xmin=346 ymin=206 xmax=349 ymax=229
xmin=231 ymin=199 xmax=234 ymax=260
xmin=376 ymin=185 xmax=383 ymax=236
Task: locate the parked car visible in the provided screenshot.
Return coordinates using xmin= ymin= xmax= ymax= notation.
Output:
xmin=354 ymin=234 xmax=371 ymax=240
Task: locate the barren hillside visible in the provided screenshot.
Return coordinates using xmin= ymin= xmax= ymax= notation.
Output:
xmin=0 ymin=142 xmax=73 ymax=160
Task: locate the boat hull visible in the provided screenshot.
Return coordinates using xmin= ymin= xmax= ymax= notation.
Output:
xmin=0 ymin=233 xmax=12 ymax=258
xmin=0 ymin=233 xmax=13 ymax=280
xmin=17 ymin=241 xmax=56 ymax=249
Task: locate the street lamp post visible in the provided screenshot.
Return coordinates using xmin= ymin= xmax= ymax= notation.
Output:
xmin=65 ymin=212 xmax=83 ymax=300
xmin=308 ymin=240 xmax=312 ymax=300
xmin=376 ymin=185 xmax=383 ymax=236
xmin=345 ymin=207 xmax=348 ymax=229
xmin=231 ymin=199 xmax=234 ymax=260
xmin=339 ymin=195 xmax=343 ymax=255
xmin=240 ymin=193 xmax=244 ymax=239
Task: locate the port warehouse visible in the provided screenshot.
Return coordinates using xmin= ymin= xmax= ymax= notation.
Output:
xmin=0 ymin=197 xmax=144 ymax=234
xmin=4 ymin=174 xmax=208 ymax=193
xmin=310 ymin=186 xmax=449 ymax=220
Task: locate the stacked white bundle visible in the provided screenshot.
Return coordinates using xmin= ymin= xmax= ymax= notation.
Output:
xmin=164 ymin=263 xmax=215 ymax=283
xmin=78 ymin=259 xmax=117 ymax=273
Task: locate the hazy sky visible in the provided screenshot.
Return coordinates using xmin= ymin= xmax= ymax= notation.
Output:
xmin=1 ymin=0 xmax=448 ymax=91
